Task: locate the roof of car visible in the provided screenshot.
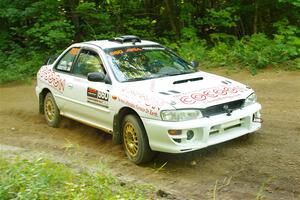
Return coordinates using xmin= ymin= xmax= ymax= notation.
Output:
xmin=83 ymin=40 xmax=160 ymax=50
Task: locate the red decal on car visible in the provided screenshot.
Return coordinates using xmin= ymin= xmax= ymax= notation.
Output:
xmin=38 ymin=67 xmax=65 ymax=92
xmin=179 ymin=86 xmax=247 ymax=104
xmin=180 ymin=96 xmax=197 ymax=104
xmin=87 ymin=87 xmax=97 ymax=94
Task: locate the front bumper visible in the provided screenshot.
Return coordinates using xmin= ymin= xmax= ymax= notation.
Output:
xmin=141 ymin=103 xmax=262 ymax=153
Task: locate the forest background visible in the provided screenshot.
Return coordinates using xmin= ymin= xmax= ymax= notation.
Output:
xmin=0 ymin=0 xmax=299 ymax=83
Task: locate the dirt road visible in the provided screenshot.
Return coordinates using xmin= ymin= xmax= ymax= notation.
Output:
xmin=1 ymin=70 xmax=300 ymax=199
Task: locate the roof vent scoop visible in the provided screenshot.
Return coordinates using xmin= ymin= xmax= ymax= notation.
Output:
xmin=110 ymin=35 xmax=141 ymax=44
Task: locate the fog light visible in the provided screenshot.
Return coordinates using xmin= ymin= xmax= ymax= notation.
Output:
xmin=174 ymin=139 xmax=181 ymax=143
xmin=187 ymin=130 xmax=194 ymax=140
xmin=168 ymin=130 xmax=182 ymax=135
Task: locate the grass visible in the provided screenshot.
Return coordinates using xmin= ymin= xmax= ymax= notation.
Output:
xmin=0 ymin=155 xmax=155 ymax=200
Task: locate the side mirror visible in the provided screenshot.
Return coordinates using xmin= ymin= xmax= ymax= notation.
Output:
xmin=191 ymin=61 xmax=199 ymax=68
xmin=87 ymin=72 xmax=111 ymax=84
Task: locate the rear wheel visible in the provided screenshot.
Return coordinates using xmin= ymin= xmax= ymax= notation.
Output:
xmin=122 ymin=114 xmax=154 ymax=164
xmin=44 ymin=93 xmax=61 ymax=127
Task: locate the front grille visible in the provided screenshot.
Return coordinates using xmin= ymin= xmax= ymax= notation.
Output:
xmin=202 ymin=99 xmax=244 ymax=117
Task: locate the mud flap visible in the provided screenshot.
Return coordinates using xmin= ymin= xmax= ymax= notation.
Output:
xmin=39 ymin=93 xmax=44 ymax=114
xmin=112 ymin=114 xmax=122 ymax=144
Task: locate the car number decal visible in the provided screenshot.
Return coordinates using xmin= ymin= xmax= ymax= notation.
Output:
xmin=87 ymin=87 xmax=109 ymax=107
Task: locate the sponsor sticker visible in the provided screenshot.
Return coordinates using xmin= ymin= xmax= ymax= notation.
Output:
xmin=117 ymin=88 xmax=165 ymax=117
xmin=87 ymin=87 xmax=109 ymax=107
xmin=38 ymin=66 xmax=65 ymax=93
xmin=109 ymin=48 xmax=142 ymax=56
xmin=69 ymin=48 xmax=80 ymax=56
xmin=177 ymin=86 xmax=247 ymax=105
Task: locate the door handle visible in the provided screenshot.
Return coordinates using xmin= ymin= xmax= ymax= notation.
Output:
xmin=67 ymin=83 xmax=73 ymax=89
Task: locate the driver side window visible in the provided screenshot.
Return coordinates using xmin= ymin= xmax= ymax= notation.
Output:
xmin=73 ymin=49 xmax=105 ymax=77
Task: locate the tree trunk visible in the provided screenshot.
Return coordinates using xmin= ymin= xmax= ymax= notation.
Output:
xmin=65 ymin=0 xmax=81 ymax=42
xmin=164 ymin=0 xmax=179 ymax=37
xmin=253 ymin=0 xmax=258 ymax=34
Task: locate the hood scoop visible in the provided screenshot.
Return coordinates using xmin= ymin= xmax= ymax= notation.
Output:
xmin=173 ymin=77 xmax=203 ymax=84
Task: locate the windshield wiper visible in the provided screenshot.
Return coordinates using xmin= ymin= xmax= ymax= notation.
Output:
xmin=123 ymin=71 xmax=193 ymax=82
xmin=169 ymin=71 xmax=193 ymax=76
xmin=124 ymin=76 xmax=154 ymax=82
xmin=157 ymin=71 xmax=193 ymax=78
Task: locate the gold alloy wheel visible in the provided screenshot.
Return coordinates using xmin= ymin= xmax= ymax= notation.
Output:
xmin=45 ymin=98 xmax=55 ymax=121
xmin=123 ymin=122 xmax=139 ymax=157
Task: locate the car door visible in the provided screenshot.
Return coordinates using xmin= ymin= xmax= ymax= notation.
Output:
xmin=52 ymin=47 xmax=81 ymax=111
xmin=63 ymin=48 xmax=113 ymax=132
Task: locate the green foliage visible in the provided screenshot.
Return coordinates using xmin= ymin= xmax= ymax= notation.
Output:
xmin=0 ymin=156 xmax=153 ymax=199
xmin=206 ymin=42 xmax=236 ymax=67
xmin=177 ymin=39 xmax=207 ymax=62
xmin=0 ymin=0 xmax=299 ymax=83
xmin=273 ymin=18 xmax=300 ymax=56
xmin=197 ymin=7 xmax=239 ymax=29
xmin=279 ymin=0 xmax=300 ymax=7
xmin=203 ymin=31 xmax=299 ymax=74
xmin=76 ymin=2 xmax=114 ymax=40
xmin=125 ymin=17 xmax=156 ymax=39
xmin=209 ymin=33 xmax=237 ymax=44
xmin=0 ymin=50 xmax=45 ymax=83
xmin=25 ymin=20 xmax=74 ymax=49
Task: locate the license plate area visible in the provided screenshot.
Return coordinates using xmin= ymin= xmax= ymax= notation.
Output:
xmin=210 ymin=119 xmax=244 ymax=135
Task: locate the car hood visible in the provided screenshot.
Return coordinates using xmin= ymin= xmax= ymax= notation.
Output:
xmin=118 ymin=71 xmax=253 ymax=112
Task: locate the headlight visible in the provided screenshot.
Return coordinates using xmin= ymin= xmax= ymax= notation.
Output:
xmin=243 ymin=92 xmax=257 ymax=107
xmin=161 ymin=109 xmax=203 ymax=122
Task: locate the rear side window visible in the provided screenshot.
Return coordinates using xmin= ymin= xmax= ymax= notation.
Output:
xmin=55 ymin=47 xmax=80 ymax=72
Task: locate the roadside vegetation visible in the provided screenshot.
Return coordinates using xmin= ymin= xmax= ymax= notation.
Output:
xmin=0 ymin=155 xmax=155 ymax=199
xmin=0 ymin=0 xmax=299 ymax=83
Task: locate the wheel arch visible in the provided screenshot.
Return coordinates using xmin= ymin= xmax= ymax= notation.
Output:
xmin=39 ymin=88 xmax=51 ymax=114
xmin=113 ymin=107 xmax=145 ymax=144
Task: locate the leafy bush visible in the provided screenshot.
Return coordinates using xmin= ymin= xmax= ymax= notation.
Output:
xmin=0 ymin=50 xmax=45 ymax=83
xmin=171 ymin=30 xmax=299 ymax=74
xmin=25 ymin=20 xmax=75 ymax=49
xmin=206 ymin=42 xmax=236 ymax=67
xmin=0 ymin=156 xmax=153 ymax=199
xmin=125 ymin=17 xmax=157 ymax=39
xmin=197 ymin=7 xmax=239 ymax=28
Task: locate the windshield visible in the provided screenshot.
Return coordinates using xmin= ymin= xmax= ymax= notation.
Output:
xmin=104 ymin=46 xmax=196 ymax=82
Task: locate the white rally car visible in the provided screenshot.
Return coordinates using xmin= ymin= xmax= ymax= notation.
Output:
xmin=36 ymin=35 xmax=262 ymax=164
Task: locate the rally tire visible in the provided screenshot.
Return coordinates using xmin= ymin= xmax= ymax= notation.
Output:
xmin=44 ymin=92 xmax=61 ymax=127
xmin=122 ymin=114 xmax=155 ymax=164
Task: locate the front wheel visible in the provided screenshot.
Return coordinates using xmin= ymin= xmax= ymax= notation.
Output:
xmin=44 ymin=92 xmax=61 ymax=127
xmin=122 ymin=114 xmax=155 ymax=164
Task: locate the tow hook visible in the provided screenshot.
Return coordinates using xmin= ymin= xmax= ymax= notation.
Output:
xmin=253 ymin=117 xmax=263 ymax=123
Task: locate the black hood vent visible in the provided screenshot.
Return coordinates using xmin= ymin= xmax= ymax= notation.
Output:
xmin=173 ymin=77 xmax=203 ymax=84
xmin=159 ymin=92 xmax=171 ymax=95
xmin=159 ymin=90 xmax=181 ymax=95
xmin=168 ymin=90 xmax=180 ymax=94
